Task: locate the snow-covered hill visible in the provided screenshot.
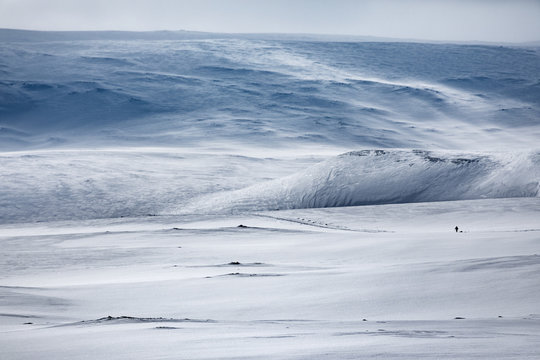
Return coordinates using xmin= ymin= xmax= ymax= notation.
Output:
xmin=2 ymin=148 xmax=538 ymax=223
xmin=176 ymin=149 xmax=540 ymax=214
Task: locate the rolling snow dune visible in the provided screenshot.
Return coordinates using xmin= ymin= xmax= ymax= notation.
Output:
xmin=176 ymin=150 xmax=540 ymax=214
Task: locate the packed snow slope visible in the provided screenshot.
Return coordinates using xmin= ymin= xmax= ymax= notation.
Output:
xmin=1 ymin=29 xmax=540 ymax=151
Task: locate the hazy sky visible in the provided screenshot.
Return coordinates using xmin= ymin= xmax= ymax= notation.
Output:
xmin=1 ymin=0 xmax=539 ymax=42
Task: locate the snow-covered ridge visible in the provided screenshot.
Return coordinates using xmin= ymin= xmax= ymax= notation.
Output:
xmin=175 ymin=150 xmax=540 ymax=214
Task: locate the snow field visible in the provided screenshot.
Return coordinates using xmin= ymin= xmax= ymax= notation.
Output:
xmin=1 ymin=198 xmax=539 ymax=359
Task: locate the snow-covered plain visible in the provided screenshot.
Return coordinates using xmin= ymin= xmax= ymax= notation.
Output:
xmin=1 ymin=30 xmax=540 ymax=359
xmin=2 ymin=199 xmax=540 ymax=359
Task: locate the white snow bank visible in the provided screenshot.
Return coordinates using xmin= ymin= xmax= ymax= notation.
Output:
xmin=176 ymin=150 xmax=540 ymax=214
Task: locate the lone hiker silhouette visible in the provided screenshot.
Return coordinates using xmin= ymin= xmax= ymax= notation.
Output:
xmin=455 ymin=226 xmax=459 ymax=233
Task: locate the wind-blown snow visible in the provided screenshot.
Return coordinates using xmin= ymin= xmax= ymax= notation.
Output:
xmin=1 ymin=30 xmax=540 ymax=151
xmin=0 ymin=148 xmax=322 ymax=223
xmin=1 ymin=30 xmax=540 ymax=222
xmin=1 ymin=30 xmax=540 ymax=360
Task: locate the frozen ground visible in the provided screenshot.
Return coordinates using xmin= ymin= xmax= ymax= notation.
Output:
xmin=1 ymin=30 xmax=539 ymax=359
xmin=1 ymin=198 xmax=540 ymax=359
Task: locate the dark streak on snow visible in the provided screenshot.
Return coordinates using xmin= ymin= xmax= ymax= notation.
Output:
xmin=0 ymin=313 xmax=41 ymax=319
xmin=255 ymin=214 xmax=392 ymax=233
xmin=206 ymin=272 xmax=285 ymax=278
xmin=54 ymin=316 xmax=217 ymax=327
xmin=334 ymin=329 xmax=454 ymax=339
xmin=187 ymin=262 xmax=270 ymax=268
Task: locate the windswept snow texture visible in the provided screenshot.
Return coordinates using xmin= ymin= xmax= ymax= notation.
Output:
xmin=1 ymin=31 xmax=540 ymax=151
xmin=177 ymin=150 xmax=540 ymax=214
xmin=1 ymin=31 xmax=540 ymax=360
xmin=1 ymin=31 xmax=540 ymax=221
xmin=0 ymin=149 xmax=322 ymax=223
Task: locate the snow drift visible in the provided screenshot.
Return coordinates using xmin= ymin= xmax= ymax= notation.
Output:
xmin=176 ymin=150 xmax=540 ymax=214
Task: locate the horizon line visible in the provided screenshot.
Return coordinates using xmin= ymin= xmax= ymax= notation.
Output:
xmin=1 ymin=27 xmax=539 ymax=46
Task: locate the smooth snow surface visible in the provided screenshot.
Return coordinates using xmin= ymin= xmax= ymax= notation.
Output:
xmin=1 ymin=30 xmax=540 ymax=359
xmin=1 ymin=199 xmax=540 ymax=359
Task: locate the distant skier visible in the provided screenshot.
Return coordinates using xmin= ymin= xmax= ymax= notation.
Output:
xmin=455 ymin=226 xmax=459 ymax=233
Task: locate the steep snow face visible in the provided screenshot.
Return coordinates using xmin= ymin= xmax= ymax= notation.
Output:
xmin=176 ymin=150 xmax=540 ymax=214
xmin=1 ymin=34 xmax=540 ymax=151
